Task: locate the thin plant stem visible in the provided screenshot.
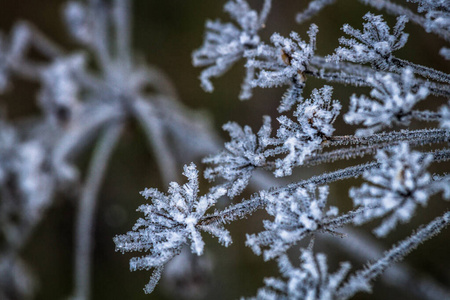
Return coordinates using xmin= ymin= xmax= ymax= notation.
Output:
xmin=72 ymin=122 xmax=123 ymax=300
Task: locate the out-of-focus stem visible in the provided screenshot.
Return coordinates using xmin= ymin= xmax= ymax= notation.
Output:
xmin=72 ymin=122 xmax=123 ymax=300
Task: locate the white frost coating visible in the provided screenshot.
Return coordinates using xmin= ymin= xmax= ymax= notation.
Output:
xmin=439 ymin=100 xmax=450 ymax=129
xmin=203 ymin=116 xmax=273 ymax=197
xmin=248 ymin=250 xmax=351 ymax=300
xmin=245 ymin=25 xmax=318 ymax=111
xmin=113 ymin=163 xmax=229 ymax=293
xmin=345 ymin=68 xmax=428 ymax=136
xmin=192 ymin=0 xmax=271 ymax=99
xmin=275 ymin=86 xmax=340 ymax=176
xmin=38 ymin=54 xmax=85 ymax=126
xmin=245 ymin=185 xmax=342 ymax=261
xmin=328 ymin=13 xmax=408 ymax=70
xmin=349 ymin=143 xmax=447 ymax=237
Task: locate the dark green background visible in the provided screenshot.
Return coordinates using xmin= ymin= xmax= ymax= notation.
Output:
xmin=0 ymin=0 xmax=448 ymax=299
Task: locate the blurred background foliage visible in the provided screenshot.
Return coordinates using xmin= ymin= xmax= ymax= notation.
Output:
xmin=0 ymin=0 xmax=448 ymax=299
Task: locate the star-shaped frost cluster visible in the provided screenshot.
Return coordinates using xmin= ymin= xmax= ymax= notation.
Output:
xmin=0 ymin=120 xmax=56 ymax=225
xmin=344 ymin=68 xmax=428 ymax=136
xmin=246 ymin=185 xmax=340 ymax=261
xmin=350 ymin=143 xmax=445 ymax=237
xmin=274 ymin=86 xmax=340 ymax=176
xmin=249 ymin=250 xmax=351 ymax=300
xmin=329 ymin=13 xmax=408 ymax=70
xmin=113 ymin=163 xmax=230 ymax=293
xmin=203 ymin=116 xmax=273 ymax=198
xmin=192 ymin=0 xmax=271 ymax=99
xmin=247 ymin=24 xmax=318 ymax=93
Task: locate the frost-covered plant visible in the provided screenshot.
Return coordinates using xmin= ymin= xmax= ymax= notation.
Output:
xmin=247 ymin=25 xmax=319 ymax=112
xmin=249 ymin=250 xmax=351 ymax=300
xmin=0 ymin=1 xmax=220 ymax=299
xmin=246 ymin=185 xmax=347 ymax=261
xmin=329 ymin=13 xmax=409 ymax=70
xmin=274 ymin=85 xmax=341 ymax=176
xmin=344 ymin=67 xmax=429 ymax=136
xmin=192 ymin=0 xmax=271 ymax=99
xmin=1 ymin=0 xmax=450 ymax=299
xmin=407 ymin=0 xmax=450 ymax=36
xmin=350 ymin=143 xmax=449 ymax=237
xmin=124 ymin=0 xmax=448 ymax=298
xmin=248 ymin=26 xmax=318 ymax=88
xmin=203 ymin=116 xmax=273 ymax=198
xmin=114 ymin=163 xmax=230 ymax=293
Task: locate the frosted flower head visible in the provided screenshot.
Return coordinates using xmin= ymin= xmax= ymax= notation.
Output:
xmin=114 ymin=163 xmax=230 ymax=293
xmin=350 ymin=143 xmax=434 ymax=237
xmin=13 ymin=141 xmax=55 ymax=221
xmin=246 ymin=185 xmax=340 ymax=260
xmin=345 ymin=68 xmax=428 ymax=136
xmin=248 ymin=24 xmax=318 ymax=90
xmin=38 ymin=54 xmax=85 ymax=126
xmin=329 ymin=13 xmax=408 ymax=70
xmin=192 ymin=0 xmax=271 ymax=99
xmin=250 ymin=250 xmax=351 ymax=300
xmin=407 ymin=0 xmax=450 ymax=35
xmin=0 ymin=119 xmax=55 ymax=225
xmin=203 ymin=116 xmax=273 ymax=197
xmin=294 ymin=85 xmax=341 ymax=139
xmin=274 ymin=86 xmax=340 ymax=176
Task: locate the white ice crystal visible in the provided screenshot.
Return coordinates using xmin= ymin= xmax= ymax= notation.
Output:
xmin=408 ymin=0 xmax=450 ymax=36
xmin=247 ymin=24 xmax=318 ymax=109
xmin=38 ymin=54 xmax=85 ymax=126
xmin=274 ymin=86 xmax=340 ymax=176
xmin=440 ymin=100 xmax=450 ymax=129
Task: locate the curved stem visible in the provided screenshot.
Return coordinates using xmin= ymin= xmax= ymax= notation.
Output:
xmin=337 ymin=211 xmax=450 ymax=299
xmin=132 ymin=98 xmax=179 ymax=185
xmin=72 ymin=122 xmax=123 ymax=300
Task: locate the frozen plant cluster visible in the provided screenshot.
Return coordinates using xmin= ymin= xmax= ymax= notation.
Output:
xmin=0 ymin=0 xmax=449 ymax=300
xmin=0 ymin=1 xmax=220 ymax=299
xmin=113 ymin=163 xmax=230 ymax=294
xmin=117 ymin=0 xmax=450 ymax=299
